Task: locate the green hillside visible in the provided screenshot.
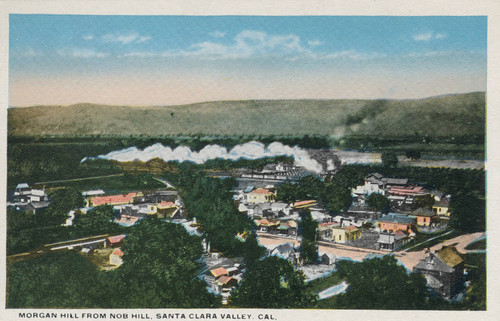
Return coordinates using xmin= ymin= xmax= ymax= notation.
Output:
xmin=8 ymin=92 xmax=485 ymax=138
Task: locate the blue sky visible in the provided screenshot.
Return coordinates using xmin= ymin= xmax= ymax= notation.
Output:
xmin=9 ymin=15 xmax=487 ymax=106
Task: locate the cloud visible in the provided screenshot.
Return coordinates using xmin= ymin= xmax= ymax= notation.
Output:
xmin=57 ymin=48 xmax=109 ymax=58
xmin=101 ymin=32 xmax=151 ymax=44
xmin=119 ymin=30 xmax=385 ymax=62
xmin=83 ymin=35 xmax=93 ymax=41
xmin=84 ymin=141 xmax=324 ymax=173
xmin=20 ymin=48 xmax=43 ymax=57
xmin=413 ymin=32 xmax=447 ymax=42
xmin=209 ymin=31 xmax=226 ymax=38
xmin=308 ymin=40 xmax=323 ymax=46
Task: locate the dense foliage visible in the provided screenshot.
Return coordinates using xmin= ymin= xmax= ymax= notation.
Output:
xmin=8 ymin=251 xmax=100 ymax=308
xmin=104 ymin=216 xmax=220 ymax=308
xmin=298 ymin=209 xmax=319 ymax=264
xmin=232 ymin=256 xmax=317 ymax=308
xmin=366 ymin=193 xmax=390 ymax=213
xmin=164 ymin=164 xmax=265 ymax=264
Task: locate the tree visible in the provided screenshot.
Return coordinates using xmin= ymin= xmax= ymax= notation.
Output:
xmin=366 ymin=193 xmax=391 ymax=213
xmin=231 ymin=256 xmax=316 ymax=308
xmin=381 ymin=151 xmax=398 ymax=167
xmin=405 ymin=149 xmax=422 ymax=160
xmin=119 ymin=216 xmax=219 ymax=308
xmin=8 ymin=251 xmax=100 ymax=308
xmin=413 ymin=194 xmax=435 ymax=210
xmin=49 ymin=187 xmax=84 ymax=212
xmin=298 ymin=209 xmax=318 ymax=264
xmin=276 ymin=182 xmax=298 ymax=203
xmin=297 ymin=175 xmax=324 ymax=200
xmin=334 ymin=256 xmax=430 ymax=309
xmin=73 ymin=205 xmax=116 ymax=234
xmin=449 ymin=192 xmax=485 ymax=232
xmin=325 ymin=186 xmax=353 ymax=213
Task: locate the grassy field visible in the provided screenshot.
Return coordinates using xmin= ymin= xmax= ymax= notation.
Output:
xmin=401 ymin=230 xmax=464 ymax=252
xmin=465 ymin=239 xmax=486 ymax=250
xmin=34 ymin=174 xmax=166 ymax=194
xmin=306 ymin=272 xmax=343 ymax=293
xmin=9 ymin=92 xmax=485 ymax=138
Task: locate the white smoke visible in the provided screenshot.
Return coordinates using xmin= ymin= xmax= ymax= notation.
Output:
xmin=83 ymin=141 xmax=324 ymax=173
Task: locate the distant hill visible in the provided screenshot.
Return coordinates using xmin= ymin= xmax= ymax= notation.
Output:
xmin=8 ymin=92 xmax=485 ymax=138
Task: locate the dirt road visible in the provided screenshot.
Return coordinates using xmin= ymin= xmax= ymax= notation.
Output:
xmin=257 ymin=231 xmax=486 ymax=270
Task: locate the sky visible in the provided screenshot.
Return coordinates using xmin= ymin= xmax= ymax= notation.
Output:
xmin=9 ymin=15 xmax=487 ymax=106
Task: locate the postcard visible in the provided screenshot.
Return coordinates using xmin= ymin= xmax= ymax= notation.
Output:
xmin=1 ymin=1 xmax=499 ymax=321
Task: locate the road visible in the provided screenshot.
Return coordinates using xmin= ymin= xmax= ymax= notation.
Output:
xmin=257 ymin=231 xmax=486 ymax=270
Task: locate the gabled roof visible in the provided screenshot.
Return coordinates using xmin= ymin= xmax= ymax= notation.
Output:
xmin=293 ymin=200 xmax=317 ymax=208
xmin=210 ymin=267 xmax=228 ymax=278
xmin=436 ymin=246 xmax=464 ymax=268
xmin=112 ymin=248 xmax=124 ymax=256
xmin=433 ymin=198 xmax=450 ymax=207
xmin=216 ymin=276 xmax=234 ymax=286
xmin=250 ymin=188 xmax=272 ymax=195
xmin=409 ymin=207 xmax=436 ymax=217
xmin=91 ymin=192 xmax=137 ymax=206
xmin=244 ymin=185 xmax=255 ymax=193
xmin=273 ymin=242 xmax=294 ymax=254
xmin=377 ymin=213 xmax=415 ymax=225
xmin=345 ymin=226 xmax=359 ymax=232
xmin=108 ymin=234 xmax=126 ymax=244
xmin=384 ymin=178 xmax=409 ymax=185
xmin=16 ymin=183 xmax=30 ymax=189
xmin=158 ymin=201 xmax=176 ymax=209
xmin=414 ymin=253 xmax=454 ymax=273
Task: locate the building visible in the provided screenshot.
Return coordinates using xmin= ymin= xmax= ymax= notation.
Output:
xmin=377 ymin=231 xmax=410 ymax=250
xmin=413 ymin=246 xmax=465 ymax=299
xmin=433 ymin=198 xmax=450 ymax=217
xmin=106 ymin=235 xmax=126 ymax=247
xmin=109 ymin=248 xmax=124 ymax=267
xmin=277 ymin=220 xmax=298 ymax=236
xmin=376 ymin=213 xmax=415 ymax=234
xmin=320 ymin=253 xmax=336 ymax=265
xmin=88 ymin=192 xmax=137 ymax=207
xmin=332 ymin=226 xmax=362 ymax=244
xmin=247 ymin=188 xmax=275 ymax=204
xmin=269 ymin=242 xmax=300 ymax=265
xmin=409 ymin=208 xmax=438 ymax=227
xmin=347 ymin=205 xmax=383 ymax=220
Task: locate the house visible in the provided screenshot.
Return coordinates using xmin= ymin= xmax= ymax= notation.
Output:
xmin=332 ymin=226 xmax=362 ymax=243
xmin=377 ymin=231 xmax=410 ymax=250
xmin=320 ymin=253 xmax=336 ymax=265
xmin=433 ymin=198 xmax=450 ymax=217
xmin=157 ymin=201 xmax=180 ymax=219
xmin=106 ymin=234 xmax=126 ymax=247
xmin=13 ymin=183 xmax=49 ymax=204
xmin=254 ymin=218 xmax=280 ymax=233
xmin=134 ymin=190 xmax=178 ymax=204
xmin=269 ymin=242 xmax=299 ymax=264
xmin=277 ymin=220 xmax=298 ymax=236
xmin=247 ymin=188 xmax=275 ymax=204
xmin=376 ymin=213 xmax=415 ymax=234
xmin=88 ymin=192 xmax=137 ymax=207
xmin=347 ymin=205 xmax=383 ymax=220
xmin=408 ymin=208 xmax=438 ymax=227
xmin=109 ymin=248 xmax=124 ymax=267
xmin=413 ymin=246 xmax=465 ymax=299
xmin=270 ymin=202 xmax=293 ymax=216
xmin=253 ymin=203 xmax=273 ymax=217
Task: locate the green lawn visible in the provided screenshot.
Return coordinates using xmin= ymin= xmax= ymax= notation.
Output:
xmin=306 ymin=272 xmax=343 ymax=293
xmin=37 ymin=174 xmax=166 ymax=194
xmin=465 ymin=239 xmax=486 ymax=250
xmin=400 ymin=230 xmax=464 ymax=252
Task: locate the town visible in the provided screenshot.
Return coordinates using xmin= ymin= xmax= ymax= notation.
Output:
xmin=6 ymin=152 xmax=486 ymax=309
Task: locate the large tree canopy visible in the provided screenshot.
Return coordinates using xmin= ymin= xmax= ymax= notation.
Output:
xmin=366 ymin=193 xmax=390 ymax=213
xmin=231 ymin=256 xmax=316 ymax=308
xmin=117 ymin=216 xmax=219 ymax=308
